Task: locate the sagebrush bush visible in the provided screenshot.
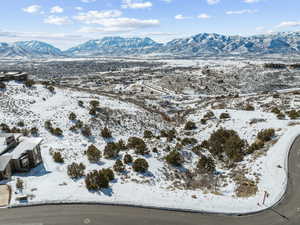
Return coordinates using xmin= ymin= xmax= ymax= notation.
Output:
xmin=16 ymin=178 xmax=24 ymax=190
xmin=220 ymin=113 xmax=230 ymax=119
xmin=100 ymin=168 xmax=115 ymax=181
xmin=53 ymin=152 xmax=64 ymax=163
xmin=160 ymin=129 xmax=176 ymax=142
xmin=113 ymin=160 xmax=125 ymax=172
xmin=30 ymin=127 xmax=39 ymax=136
xmin=144 ymin=130 xmax=153 ymax=139
xmin=81 ymin=126 xmax=92 ymax=137
xmin=133 ymin=158 xmax=149 ymax=173
xmin=24 ymin=79 xmax=35 ymax=87
xmin=181 ymin=137 xmax=198 ymax=146
xmin=208 ymin=128 xmax=247 ymax=162
xmin=123 ymin=154 xmax=133 ymax=164
xmin=67 ymin=162 xmax=85 ymax=179
xmin=69 ymin=112 xmax=77 ymax=121
xmin=184 ymin=121 xmax=197 ymax=130
xmin=85 ymin=170 xmax=109 ymax=190
xmin=246 ymin=140 xmax=264 ymax=154
xmin=165 ymin=150 xmax=183 ymax=166
xmin=257 ymin=128 xmax=275 ymax=142
xmin=101 ymin=127 xmax=112 ymax=139
xmin=288 ymin=110 xmax=300 ymax=120
xmin=127 ymin=137 xmax=148 ymax=155
xmin=89 ymin=100 xmax=100 ymax=108
xmin=197 ymin=156 xmax=215 ymax=174
xmin=244 ymin=104 xmax=255 ymax=111
xmin=86 ymin=145 xmax=101 ymax=162
xmin=104 ymin=143 xmax=119 ymax=159
xmin=203 ymin=111 xmax=215 ymax=119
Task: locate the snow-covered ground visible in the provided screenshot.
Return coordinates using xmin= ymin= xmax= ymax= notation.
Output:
xmin=0 ymin=81 xmax=299 ymax=213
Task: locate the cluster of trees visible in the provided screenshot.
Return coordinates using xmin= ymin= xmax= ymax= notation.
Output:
xmin=44 ymin=120 xmax=63 ymax=136
xmin=271 ymin=107 xmax=285 ymax=120
xmin=67 ymin=162 xmax=86 ymax=179
xmin=85 ymin=168 xmax=114 ymax=190
xmin=52 ymin=152 xmax=64 ymax=163
xmin=127 ymin=137 xmax=148 ymax=155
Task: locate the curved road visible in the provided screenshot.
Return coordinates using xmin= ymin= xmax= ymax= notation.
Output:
xmin=1 ymin=136 xmax=300 ymax=225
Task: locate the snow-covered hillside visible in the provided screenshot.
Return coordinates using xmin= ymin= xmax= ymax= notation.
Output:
xmin=0 ymin=81 xmax=299 ymax=213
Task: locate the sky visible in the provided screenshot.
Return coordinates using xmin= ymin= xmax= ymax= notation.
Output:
xmin=0 ymin=0 xmax=299 ymax=49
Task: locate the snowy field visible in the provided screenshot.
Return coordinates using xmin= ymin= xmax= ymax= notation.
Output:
xmin=0 ymin=81 xmax=299 ymax=213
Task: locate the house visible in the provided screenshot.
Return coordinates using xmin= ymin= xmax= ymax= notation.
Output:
xmin=0 ymin=133 xmax=22 ymax=154
xmin=0 ymin=155 xmax=12 ymax=180
xmin=0 ymin=135 xmax=43 ymax=180
xmin=9 ymin=138 xmax=43 ymax=172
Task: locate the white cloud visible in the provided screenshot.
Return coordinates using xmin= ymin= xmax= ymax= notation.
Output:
xmin=122 ymin=0 xmax=153 ymax=9
xmin=244 ymin=0 xmax=261 ymax=3
xmin=22 ymin=5 xmax=41 ymax=14
xmin=174 ymin=14 xmax=191 ymax=20
xmin=50 ymin=6 xmax=64 ymax=14
xmin=276 ymin=21 xmax=300 ymax=28
xmin=255 ymin=26 xmax=265 ymax=31
xmin=162 ymin=0 xmax=172 ymax=2
xmin=198 ymin=13 xmax=211 ymax=19
xmin=74 ymin=10 xmax=123 ymax=23
xmin=75 ymin=7 xmax=83 ymax=11
xmin=207 ymin=0 xmax=220 ymax=5
xmin=80 ymin=0 xmax=96 ymax=3
xmin=44 ymin=16 xmax=72 ymax=25
xmin=226 ymin=9 xmax=258 ymax=15
xmin=78 ymin=18 xmax=159 ymax=33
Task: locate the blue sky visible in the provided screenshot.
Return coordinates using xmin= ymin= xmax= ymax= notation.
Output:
xmin=0 ymin=0 xmax=299 ymax=49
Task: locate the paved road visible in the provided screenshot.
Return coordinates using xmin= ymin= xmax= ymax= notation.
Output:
xmin=1 ymin=136 xmax=300 ymax=225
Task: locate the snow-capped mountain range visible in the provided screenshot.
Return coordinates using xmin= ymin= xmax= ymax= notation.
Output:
xmin=1 ymin=32 xmax=300 ymax=58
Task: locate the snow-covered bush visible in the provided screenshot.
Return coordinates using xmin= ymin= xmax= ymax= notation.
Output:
xmin=123 ymin=154 xmax=133 ymax=164
xmin=67 ymin=162 xmax=86 ymax=179
xmin=104 ymin=143 xmax=119 ymax=159
xmin=86 ymin=145 xmax=101 ymax=163
xmin=127 ymin=137 xmax=148 ymax=155
xmin=101 ymin=127 xmax=112 ymax=139
xmin=113 ymin=160 xmax=125 ymax=172
xmin=196 ymin=156 xmax=215 ymax=174
xmin=133 ymin=158 xmax=149 ymax=173
xmin=257 ymin=128 xmax=275 ymax=142
xmin=165 ymin=150 xmax=184 ymax=166
xmin=85 ymin=170 xmax=109 ymax=190
xmin=184 ymin=121 xmax=197 ymax=130
xmin=52 ymin=152 xmax=64 ymax=163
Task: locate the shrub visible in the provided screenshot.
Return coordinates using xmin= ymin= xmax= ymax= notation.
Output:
xmin=81 ymin=126 xmax=92 ymax=137
xmin=78 ymin=100 xmax=84 ymax=107
xmin=51 ymin=127 xmax=63 ymax=136
xmin=0 ymin=82 xmax=6 ymax=89
xmin=208 ymin=128 xmax=247 ymax=162
xmin=184 ymin=121 xmax=197 ymax=130
xmin=165 ymin=150 xmax=183 ymax=166
xmin=200 ymin=119 xmax=207 ymax=125
xmin=30 ymin=127 xmax=39 ymax=136
xmin=220 ymin=113 xmax=230 ymax=119
xmin=86 ymin=145 xmax=101 ymax=162
xmin=53 ymin=152 xmax=64 ymax=163
xmin=133 ymin=158 xmax=149 ymax=173
xmin=104 ymin=143 xmax=119 ymax=159
xmin=271 ymin=107 xmax=281 ymax=115
xmin=246 ymin=140 xmax=264 ymax=154
xmin=67 ymin=162 xmax=85 ymax=179
xmin=100 ymin=168 xmax=115 ymax=181
xmin=257 ymin=128 xmax=275 ymax=142
xmin=116 ymin=139 xmax=127 ymax=151
xmin=44 ymin=120 xmax=52 ymax=130
xmin=46 ymin=86 xmax=55 ymax=93
xmin=181 ymin=137 xmax=198 ymax=146
xmin=277 ymin=113 xmax=285 ymax=120
xmin=85 ymin=170 xmax=109 ymax=190
xmin=160 ymin=129 xmax=176 ymax=142
xmin=113 ymin=160 xmax=125 ymax=173
xmin=200 ymin=140 xmax=209 ymax=149
xmin=101 ymin=127 xmax=112 ymax=139
xmin=24 ymin=79 xmax=35 ymax=87
xmin=191 ymin=145 xmax=202 ymax=156
xmin=244 ymin=104 xmax=255 ymax=111
xmin=75 ymin=120 xmax=83 ymax=129
xmin=123 ymin=154 xmax=133 ymax=164
xmin=288 ymin=110 xmax=300 ymax=120
xmin=69 ymin=112 xmax=77 ymax=121
xmin=16 ymin=178 xmax=24 ymax=190
xmin=144 ymin=130 xmax=153 ymax=139
xmin=89 ymin=100 xmax=99 ymax=108
xmin=197 ymin=156 xmax=215 ymax=174
xmin=17 ymin=121 xmax=25 ymax=127
xmin=89 ymin=108 xmax=97 ymax=116
xmin=203 ymin=111 xmax=215 ymax=119
xmin=0 ymin=123 xmax=10 ymax=132
xmin=127 ymin=137 xmax=148 ymax=155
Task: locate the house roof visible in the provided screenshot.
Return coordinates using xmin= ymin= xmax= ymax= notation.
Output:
xmin=0 ymin=133 xmax=22 ymax=155
xmin=10 ymin=138 xmax=43 ymax=159
xmin=0 ymin=155 xmax=11 ymax=171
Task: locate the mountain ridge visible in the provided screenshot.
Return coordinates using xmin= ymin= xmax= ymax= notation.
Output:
xmin=1 ymin=32 xmax=300 ymax=57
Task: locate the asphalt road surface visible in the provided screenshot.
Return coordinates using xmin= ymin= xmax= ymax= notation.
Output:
xmin=1 ymin=136 xmax=300 ymax=225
